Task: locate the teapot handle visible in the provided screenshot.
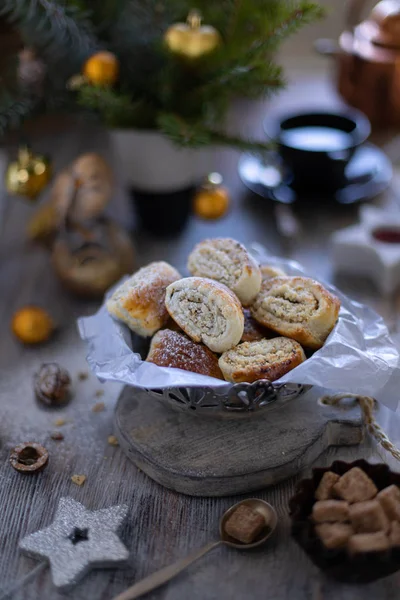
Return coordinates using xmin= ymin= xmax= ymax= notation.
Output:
xmin=345 ymin=0 xmax=369 ymax=30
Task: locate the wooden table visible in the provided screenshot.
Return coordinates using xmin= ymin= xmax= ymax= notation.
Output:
xmin=1 ymin=68 xmax=400 ymax=600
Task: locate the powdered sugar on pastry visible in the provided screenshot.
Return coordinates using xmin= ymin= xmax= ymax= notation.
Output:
xmin=106 ymin=261 xmax=181 ymax=337
xmin=187 ymin=238 xmax=261 ymax=305
xmin=146 ymin=329 xmax=223 ymax=379
xmin=165 ymin=277 xmax=244 ymax=353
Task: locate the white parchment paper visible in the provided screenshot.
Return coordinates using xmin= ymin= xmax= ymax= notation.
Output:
xmin=78 ymin=244 xmax=400 ymax=411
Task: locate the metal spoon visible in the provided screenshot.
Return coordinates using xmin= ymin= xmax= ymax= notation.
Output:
xmin=113 ymin=498 xmax=278 ymax=600
xmin=112 ymin=498 xmax=278 ymax=600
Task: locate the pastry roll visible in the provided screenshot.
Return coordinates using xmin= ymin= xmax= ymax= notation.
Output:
xmin=219 ymin=337 xmax=306 ymax=383
xmin=165 ymin=277 xmax=244 ymax=353
xmin=250 ymin=276 xmax=340 ymax=350
xmin=187 ymin=238 xmax=261 ymax=305
xmin=146 ymin=329 xmax=224 ymax=379
xmin=106 ymin=261 xmax=181 ymax=337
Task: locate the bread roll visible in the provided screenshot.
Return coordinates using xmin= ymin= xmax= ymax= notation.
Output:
xmin=146 ymin=329 xmax=223 ymax=379
xmin=250 ymin=276 xmax=340 ymax=350
xmin=219 ymin=337 xmax=306 ymax=383
xmin=187 ymin=238 xmax=261 ymax=305
xmin=106 ymin=261 xmax=181 ymax=337
xmin=165 ymin=277 xmax=244 ymax=353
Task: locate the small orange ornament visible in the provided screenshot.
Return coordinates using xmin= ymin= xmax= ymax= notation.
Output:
xmin=194 ymin=173 xmax=230 ymax=220
xmin=11 ymin=306 xmax=55 ymax=345
xmin=83 ymin=51 xmax=119 ymax=86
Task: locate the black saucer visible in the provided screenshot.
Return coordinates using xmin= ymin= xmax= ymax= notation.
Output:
xmin=238 ymin=143 xmax=392 ymax=205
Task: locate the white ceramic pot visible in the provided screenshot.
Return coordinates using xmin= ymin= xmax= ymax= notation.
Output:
xmin=110 ymin=129 xmax=215 ymax=193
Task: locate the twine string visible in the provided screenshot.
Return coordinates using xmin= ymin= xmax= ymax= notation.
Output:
xmin=320 ymin=393 xmax=400 ymax=461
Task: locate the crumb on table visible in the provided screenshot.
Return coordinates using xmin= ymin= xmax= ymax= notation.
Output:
xmin=108 ymin=435 xmax=119 ymax=446
xmin=54 ymin=418 xmax=68 ymax=427
xmin=78 ymin=371 xmax=89 ymax=381
xmin=50 ymin=431 xmax=64 ymax=441
xmin=92 ymin=402 xmax=105 ymax=413
xmin=71 ymin=474 xmax=86 ymax=486
xmin=95 ymin=389 xmax=105 ymax=398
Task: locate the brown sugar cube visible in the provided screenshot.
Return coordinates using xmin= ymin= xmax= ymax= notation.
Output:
xmin=389 ymin=521 xmax=400 ymax=546
xmin=377 ymin=485 xmax=400 ymax=521
xmin=349 ymin=500 xmax=390 ymax=533
xmin=315 ymin=523 xmax=353 ymax=549
xmin=315 ymin=472 xmax=340 ymax=501
xmin=333 ymin=467 xmax=378 ymax=503
xmin=348 ymin=532 xmax=389 ymax=555
xmin=312 ymin=500 xmax=349 ymax=523
xmin=224 ymin=504 xmax=266 ymax=544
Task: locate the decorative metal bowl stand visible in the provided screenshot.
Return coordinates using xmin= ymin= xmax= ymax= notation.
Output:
xmin=114 ymin=381 xmax=363 ymax=497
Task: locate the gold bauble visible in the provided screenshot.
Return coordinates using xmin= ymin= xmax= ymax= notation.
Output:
xmin=83 ymin=51 xmax=119 ymax=86
xmin=164 ymin=10 xmax=221 ymax=59
xmin=194 ymin=173 xmax=230 ymax=220
xmin=6 ymin=147 xmax=52 ymax=200
xmin=12 ymin=306 xmax=54 ymax=345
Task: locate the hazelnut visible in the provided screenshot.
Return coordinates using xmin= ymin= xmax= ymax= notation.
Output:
xmin=10 ymin=442 xmax=49 ymax=473
xmin=34 ymin=363 xmax=71 ymax=407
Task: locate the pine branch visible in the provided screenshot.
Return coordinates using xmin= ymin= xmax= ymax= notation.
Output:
xmin=0 ymin=0 xmax=97 ymax=62
xmin=158 ymin=113 xmax=272 ymax=154
xmin=0 ymin=92 xmax=37 ymax=135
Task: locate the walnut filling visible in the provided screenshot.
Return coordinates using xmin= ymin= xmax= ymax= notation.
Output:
xmin=190 ymin=240 xmax=246 ymax=288
xmin=261 ymin=283 xmax=319 ymax=323
xmin=223 ymin=341 xmax=295 ymax=368
xmin=172 ymin=289 xmax=227 ymax=337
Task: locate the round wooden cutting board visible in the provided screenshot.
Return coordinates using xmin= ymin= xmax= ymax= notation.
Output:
xmin=114 ymin=386 xmax=363 ymax=497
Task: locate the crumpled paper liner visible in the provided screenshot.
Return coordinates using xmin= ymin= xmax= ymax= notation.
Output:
xmin=289 ymin=459 xmax=400 ymax=583
xmin=78 ymin=244 xmax=400 ymax=410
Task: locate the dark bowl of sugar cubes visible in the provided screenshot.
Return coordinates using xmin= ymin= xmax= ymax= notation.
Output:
xmin=289 ymin=460 xmax=400 ymax=583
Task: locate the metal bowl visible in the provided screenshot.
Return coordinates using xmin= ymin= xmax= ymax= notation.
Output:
xmin=144 ymin=380 xmax=309 ymax=419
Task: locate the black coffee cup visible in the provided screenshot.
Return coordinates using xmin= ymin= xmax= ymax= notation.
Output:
xmin=264 ymin=110 xmax=371 ymax=193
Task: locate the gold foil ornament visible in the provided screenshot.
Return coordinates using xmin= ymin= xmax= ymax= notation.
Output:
xmin=6 ymin=147 xmax=51 ymax=200
xmin=164 ymin=10 xmax=221 ymax=59
xmin=82 ymin=51 xmax=119 ymax=86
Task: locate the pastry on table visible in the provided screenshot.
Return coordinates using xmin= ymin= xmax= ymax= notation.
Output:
xmin=165 ymin=277 xmax=244 ymax=353
xmin=218 ymin=337 xmax=306 ymax=383
xmin=250 ymin=276 xmax=340 ymax=350
xmin=260 ymin=265 xmax=286 ymax=280
xmin=146 ymin=329 xmax=224 ymax=379
xmin=106 ymin=261 xmax=181 ymax=337
xmin=187 ymin=238 xmax=261 ymax=306
xmin=241 ymin=309 xmax=275 ymax=343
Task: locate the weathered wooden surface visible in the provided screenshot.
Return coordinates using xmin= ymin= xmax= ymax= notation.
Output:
xmin=115 ymin=386 xmax=363 ymax=497
xmin=2 ymin=58 xmax=400 ymax=600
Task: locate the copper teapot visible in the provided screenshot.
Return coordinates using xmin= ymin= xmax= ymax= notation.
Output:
xmin=316 ymin=0 xmax=400 ymax=128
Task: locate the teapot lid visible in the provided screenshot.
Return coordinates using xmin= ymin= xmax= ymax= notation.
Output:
xmin=358 ymin=0 xmax=400 ymax=49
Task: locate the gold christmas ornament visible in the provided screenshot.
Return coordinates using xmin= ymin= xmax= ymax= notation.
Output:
xmin=83 ymin=51 xmax=119 ymax=86
xmin=6 ymin=147 xmax=52 ymax=200
xmin=164 ymin=10 xmax=221 ymax=59
xmin=12 ymin=306 xmax=55 ymax=345
xmin=194 ymin=172 xmax=230 ymax=220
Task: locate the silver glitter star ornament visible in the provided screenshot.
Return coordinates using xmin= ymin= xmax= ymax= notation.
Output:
xmin=19 ymin=497 xmax=129 ymax=590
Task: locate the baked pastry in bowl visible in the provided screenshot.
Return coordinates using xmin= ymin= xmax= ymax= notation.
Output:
xmin=187 ymin=238 xmax=261 ymax=306
xmin=250 ymin=276 xmax=340 ymax=350
xmin=165 ymin=277 xmax=244 ymax=353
